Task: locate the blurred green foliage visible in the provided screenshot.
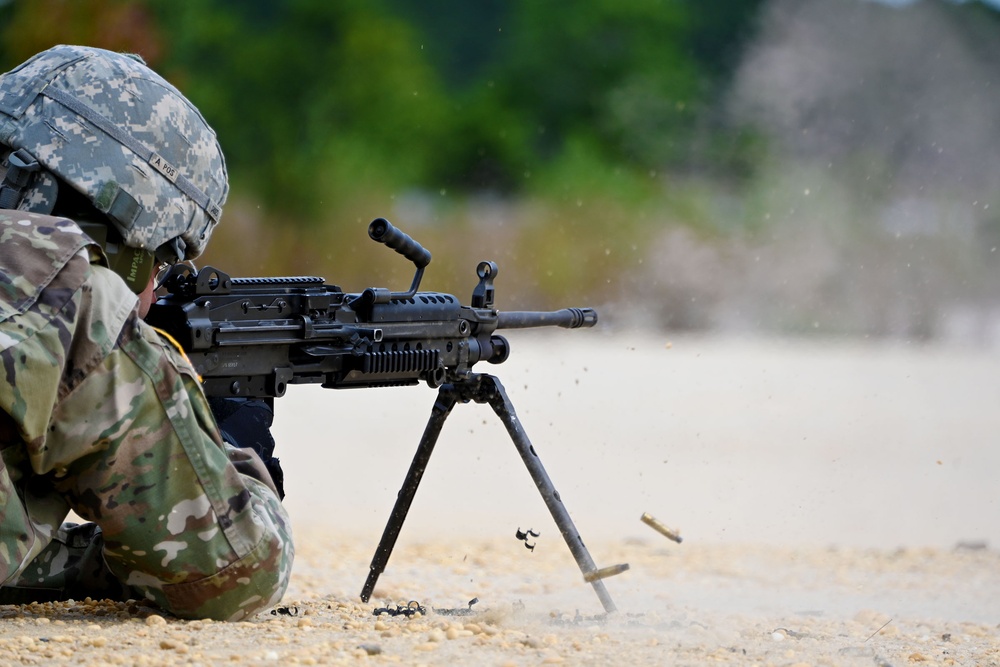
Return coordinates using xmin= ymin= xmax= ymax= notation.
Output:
xmin=0 ymin=0 xmax=766 ymax=215
xmin=8 ymin=0 xmax=995 ymax=340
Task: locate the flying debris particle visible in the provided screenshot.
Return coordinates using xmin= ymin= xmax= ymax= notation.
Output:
xmin=640 ymin=512 xmax=683 ymax=543
xmin=516 ymin=527 xmax=539 ymax=551
xmin=433 ymin=598 xmax=480 ymax=616
xmin=583 ymin=563 xmax=630 ymax=583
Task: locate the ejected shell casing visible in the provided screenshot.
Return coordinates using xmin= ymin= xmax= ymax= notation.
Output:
xmin=641 ymin=512 xmax=683 ymax=543
xmin=583 ymin=563 xmax=630 ymax=583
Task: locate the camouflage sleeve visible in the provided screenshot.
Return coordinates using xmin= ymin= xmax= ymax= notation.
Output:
xmin=45 ymin=263 xmax=294 ymax=620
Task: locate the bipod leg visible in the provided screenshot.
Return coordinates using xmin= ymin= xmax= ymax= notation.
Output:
xmin=360 ymin=385 xmax=460 ymax=602
xmin=474 ymin=374 xmax=617 ymax=613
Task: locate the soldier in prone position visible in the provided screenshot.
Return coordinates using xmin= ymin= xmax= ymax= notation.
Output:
xmin=0 ymin=45 xmax=292 ymax=620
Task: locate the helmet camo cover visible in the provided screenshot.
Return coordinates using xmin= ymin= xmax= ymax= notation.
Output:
xmin=0 ymin=44 xmax=228 ymax=261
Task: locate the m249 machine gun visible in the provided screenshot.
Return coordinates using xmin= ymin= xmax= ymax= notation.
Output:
xmin=146 ymin=218 xmax=618 ymax=612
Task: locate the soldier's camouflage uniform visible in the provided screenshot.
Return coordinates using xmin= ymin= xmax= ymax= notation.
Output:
xmin=0 ymin=210 xmax=294 ymax=620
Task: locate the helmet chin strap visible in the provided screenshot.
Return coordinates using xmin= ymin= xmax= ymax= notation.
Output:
xmin=0 ymin=148 xmax=41 ymax=210
xmin=76 ymin=220 xmax=158 ymax=295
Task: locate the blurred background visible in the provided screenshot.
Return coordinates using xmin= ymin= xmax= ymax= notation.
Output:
xmin=4 ymin=0 xmax=1000 ymax=343
xmin=4 ymin=1 xmax=999 ymax=560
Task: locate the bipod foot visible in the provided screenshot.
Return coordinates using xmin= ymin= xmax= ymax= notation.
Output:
xmin=469 ymin=374 xmax=617 ymax=613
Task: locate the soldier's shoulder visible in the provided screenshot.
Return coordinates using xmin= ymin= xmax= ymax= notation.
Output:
xmin=0 ymin=212 xmax=96 ymax=319
xmin=0 ymin=210 xmax=88 ymax=244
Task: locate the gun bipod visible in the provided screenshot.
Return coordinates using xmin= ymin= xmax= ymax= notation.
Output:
xmin=360 ymin=373 xmax=617 ymax=614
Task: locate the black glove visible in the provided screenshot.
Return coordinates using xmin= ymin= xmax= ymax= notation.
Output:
xmin=208 ymin=397 xmax=285 ymax=500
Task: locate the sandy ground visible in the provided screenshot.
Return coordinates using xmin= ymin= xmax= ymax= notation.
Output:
xmin=2 ymin=332 xmax=999 ymax=665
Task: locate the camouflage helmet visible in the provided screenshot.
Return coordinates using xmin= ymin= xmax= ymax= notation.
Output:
xmin=0 ymin=44 xmax=227 ymax=262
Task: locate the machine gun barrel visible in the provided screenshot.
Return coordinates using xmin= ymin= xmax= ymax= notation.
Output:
xmin=498 ymin=307 xmax=598 ymax=329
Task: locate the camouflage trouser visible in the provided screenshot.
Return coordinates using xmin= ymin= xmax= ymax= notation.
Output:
xmin=0 ymin=238 xmax=294 ymax=620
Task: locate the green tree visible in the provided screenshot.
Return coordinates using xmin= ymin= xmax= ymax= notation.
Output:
xmin=149 ymin=0 xmax=451 ymax=218
xmin=417 ymin=0 xmax=767 ymax=192
xmin=1 ymin=0 xmax=769 ymax=208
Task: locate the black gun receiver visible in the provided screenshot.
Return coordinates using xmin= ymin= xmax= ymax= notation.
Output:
xmin=146 ymin=218 xmax=619 ymax=614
